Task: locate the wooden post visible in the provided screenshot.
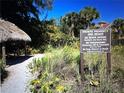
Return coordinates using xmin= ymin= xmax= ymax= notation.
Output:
xmin=79 ymin=53 xmax=84 ymax=81
xmin=2 ymin=42 xmax=6 ymax=67
xmin=106 ymin=52 xmax=111 ymax=75
xmin=80 ymin=30 xmax=85 ymax=81
xmin=24 ymin=42 xmax=27 ymax=56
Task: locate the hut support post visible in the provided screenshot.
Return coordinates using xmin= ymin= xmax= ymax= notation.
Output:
xmin=2 ymin=42 xmax=6 ymax=67
xmin=24 ymin=42 xmax=27 ymax=56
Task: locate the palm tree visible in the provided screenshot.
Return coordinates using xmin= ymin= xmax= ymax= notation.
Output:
xmin=61 ymin=12 xmax=79 ymax=37
xmin=60 ymin=7 xmax=100 ymax=37
xmin=79 ymin=7 xmax=100 ymax=29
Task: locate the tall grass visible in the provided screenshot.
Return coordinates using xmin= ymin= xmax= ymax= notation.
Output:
xmin=29 ymin=45 xmax=124 ymax=93
xmin=28 ymin=46 xmax=80 ymax=93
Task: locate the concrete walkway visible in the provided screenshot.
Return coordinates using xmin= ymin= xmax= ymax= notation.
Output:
xmin=1 ymin=54 xmax=44 ymax=93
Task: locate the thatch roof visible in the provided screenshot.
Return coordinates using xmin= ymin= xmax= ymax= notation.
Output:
xmin=0 ymin=19 xmax=31 ymax=43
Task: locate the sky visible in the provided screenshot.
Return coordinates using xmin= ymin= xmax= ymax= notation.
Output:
xmin=40 ymin=0 xmax=124 ymax=23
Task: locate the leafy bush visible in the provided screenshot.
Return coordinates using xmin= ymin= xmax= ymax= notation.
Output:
xmin=47 ymin=28 xmax=79 ymax=48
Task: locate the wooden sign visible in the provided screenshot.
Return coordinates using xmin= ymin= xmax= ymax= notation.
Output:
xmin=79 ymin=29 xmax=111 ymax=81
xmin=80 ymin=29 xmax=111 ymax=53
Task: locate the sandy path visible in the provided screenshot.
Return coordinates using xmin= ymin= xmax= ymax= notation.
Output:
xmin=1 ymin=54 xmax=44 ymax=93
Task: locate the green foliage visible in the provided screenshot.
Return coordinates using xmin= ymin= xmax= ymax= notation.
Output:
xmin=110 ymin=45 xmax=124 ymax=92
xmin=60 ymin=6 xmax=100 ymax=37
xmin=111 ymin=18 xmax=124 ymax=43
xmin=82 ymin=46 xmax=124 ymax=93
xmin=30 ymin=48 xmax=41 ymax=54
xmin=60 ymin=12 xmax=79 ymax=37
xmin=29 ymin=46 xmax=81 ymax=93
xmin=29 ymin=45 xmax=124 ymax=93
xmin=30 ymin=72 xmax=63 ymax=93
xmin=0 ymin=59 xmax=8 ymax=82
xmin=1 ymin=0 xmax=53 ymax=48
xmin=1 ymin=0 xmax=53 ymax=20
xmin=111 ymin=45 xmax=124 ymax=70
xmin=79 ymin=7 xmax=100 ymax=23
xmin=47 ymin=25 xmax=79 ymax=48
xmin=112 ymin=18 xmax=124 ymax=32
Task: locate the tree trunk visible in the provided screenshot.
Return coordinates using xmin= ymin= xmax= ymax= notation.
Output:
xmin=69 ymin=23 xmax=75 ymax=37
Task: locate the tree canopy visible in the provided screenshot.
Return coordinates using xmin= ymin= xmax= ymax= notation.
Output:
xmin=112 ymin=18 xmax=124 ymax=34
xmin=60 ymin=7 xmax=100 ymax=37
xmin=0 ymin=0 xmax=53 ymax=48
xmin=111 ymin=18 xmax=124 ymax=44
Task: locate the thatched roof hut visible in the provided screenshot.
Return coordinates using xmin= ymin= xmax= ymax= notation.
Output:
xmin=0 ymin=19 xmax=31 ymax=65
xmin=0 ymin=19 xmax=31 ymax=43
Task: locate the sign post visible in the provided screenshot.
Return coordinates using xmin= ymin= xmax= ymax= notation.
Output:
xmin=80 ymin=29 xmax=111 ymax=80
xmin=107 ymin=53 xmax=111 ymax=75
xmin=79 ymin=32 xmax=85 ymax=81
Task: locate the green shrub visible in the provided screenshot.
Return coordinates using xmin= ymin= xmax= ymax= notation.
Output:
xmin=48 ymin=29 xmax=79 ymax=48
